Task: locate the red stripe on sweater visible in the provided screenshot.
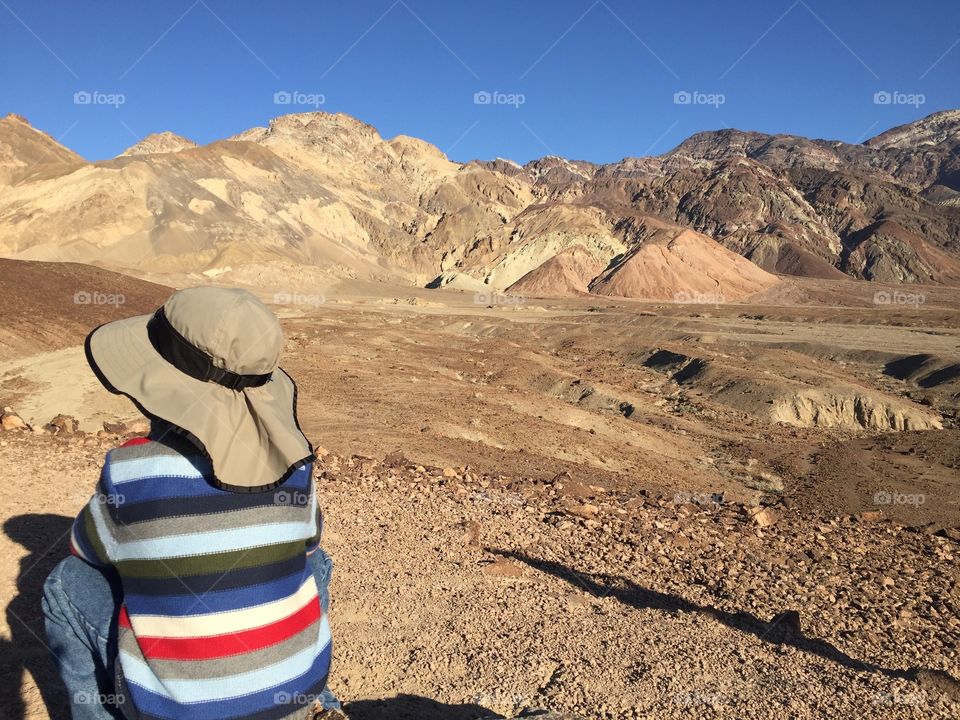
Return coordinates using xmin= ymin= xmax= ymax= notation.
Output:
xmin=127 ymin=598 xmax=322 ymax=660
xmin=120 ymin=437 xmax=151 ymax=447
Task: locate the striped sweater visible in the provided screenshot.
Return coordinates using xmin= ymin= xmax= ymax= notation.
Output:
xmin=70 ymin=434 xmax=330 ymax=720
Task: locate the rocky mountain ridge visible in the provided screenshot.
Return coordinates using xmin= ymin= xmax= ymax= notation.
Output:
xmin=0 ymin=110 xmax=958 ymax=296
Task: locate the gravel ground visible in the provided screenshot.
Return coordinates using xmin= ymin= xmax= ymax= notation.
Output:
xmin=1 ymin=431 xmax=958 ymax=720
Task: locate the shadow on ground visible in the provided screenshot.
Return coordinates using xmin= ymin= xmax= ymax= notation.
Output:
xmin=2 ymin=513 xmax=73 ymax=720
xmin=492 ymin=547 xmax=960 ymax=698
xmin=345 ymin=694 xmax=504 ymax=719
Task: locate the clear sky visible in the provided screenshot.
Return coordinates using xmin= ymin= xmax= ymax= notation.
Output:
xmin=2 ymin=0 xmax=958 ymax=163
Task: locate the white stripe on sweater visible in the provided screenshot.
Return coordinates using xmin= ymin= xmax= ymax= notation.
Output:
xmin=119 ymin=617 xmax=331 ymax=702
xmin=128 ymin=576 xmax=318 ymax=638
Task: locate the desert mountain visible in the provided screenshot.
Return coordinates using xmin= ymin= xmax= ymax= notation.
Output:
xmin=0 ymin=110 xmax=958 ymax=298
xmin=0 ymin=114 xmax=84 ymax=185
xmin=118 ymin=131 xmax=198 ymax=157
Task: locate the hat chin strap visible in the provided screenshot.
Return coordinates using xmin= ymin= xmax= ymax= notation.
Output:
xmin=146 ymin=308 xmax=274 ymax=391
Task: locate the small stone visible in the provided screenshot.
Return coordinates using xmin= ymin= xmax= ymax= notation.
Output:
xmin=566 ymin=503 xmax=600 ymax=519
xmin=482 ymin=559 xmax=525 ymax=578
xmin=45 ymin=414 xmax=80 ymax=434
xmin=1 ymin=413 xmax=27 ymax=431
xmin=126 ymin=419 xmax=149 ymax=435
xmin=750 ymin=507 xmax=779 ymax=527
xmin=442 ymin=466 xmax=457 ymax=478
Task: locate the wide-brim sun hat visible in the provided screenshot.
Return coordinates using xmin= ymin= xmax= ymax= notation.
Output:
xmin=85 ymin=286 xmax=314 ymax=490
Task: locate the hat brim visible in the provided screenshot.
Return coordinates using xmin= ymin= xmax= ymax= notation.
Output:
xmin=85 ymin=314 xmax=314 ymax=490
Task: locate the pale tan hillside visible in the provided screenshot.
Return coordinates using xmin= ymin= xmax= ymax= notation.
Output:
xmin=0 ymin=134 xmax=402 ymax=283
xmin=118 ymin=131 xmax=198 ymax=156
xmin=1 ymin=110 xmax=958 ymax=296
xmin=0 ymin=114 xmax=84 ymax=185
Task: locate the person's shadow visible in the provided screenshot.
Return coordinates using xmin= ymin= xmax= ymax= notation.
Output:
xmin=345 ymin=695 xmax=504 ymax=719
xmin=491 ymin=548 xmax=960 ymax=701
xmin=344 ymin=697 xmax=566 ymax=719
xmin=3 ymin=513 xmax=74 ymax=720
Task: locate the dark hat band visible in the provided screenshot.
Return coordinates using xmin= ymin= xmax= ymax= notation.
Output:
xmin=146 ymin=307 xmax=273 ymax=391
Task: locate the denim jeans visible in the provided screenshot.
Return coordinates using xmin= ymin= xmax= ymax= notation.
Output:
xmin=42 ymin=549 xmax=339 ymax=720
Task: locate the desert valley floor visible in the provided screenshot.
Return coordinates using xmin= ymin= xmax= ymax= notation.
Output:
xmin=0 ymin=264 xmax=958 ymax=719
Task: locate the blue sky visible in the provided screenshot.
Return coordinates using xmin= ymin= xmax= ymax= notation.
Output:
xmin=2 ymin=0 xmax=958 ymax=163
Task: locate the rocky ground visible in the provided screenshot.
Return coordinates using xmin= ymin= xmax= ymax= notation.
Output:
xmin=1 ymin=425 xmax=958 ymax=720
xmin=1 ymin=276 xmax=958 ymax=719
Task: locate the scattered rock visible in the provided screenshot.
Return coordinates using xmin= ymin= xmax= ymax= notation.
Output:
xmin=749 ymin=507 xmax=779 ymax=527
xmin=45 ymin=414 xmax=80 ymax=434
xmin=1 ymin=412 xmax=26 ymax=431
xmin=102 ymin=418 xmax=150 ymax=435
xmin=128 ymin=419 xmax=150 ymax=435
xmin=565 ymin=503 xmax=600 ymax=519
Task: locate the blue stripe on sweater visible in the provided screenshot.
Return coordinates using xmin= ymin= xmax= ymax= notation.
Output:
xmin=123 ymin=567 xmax=308 ymax=616
xmin=121 ymin=640 xmax=331 ymax=720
